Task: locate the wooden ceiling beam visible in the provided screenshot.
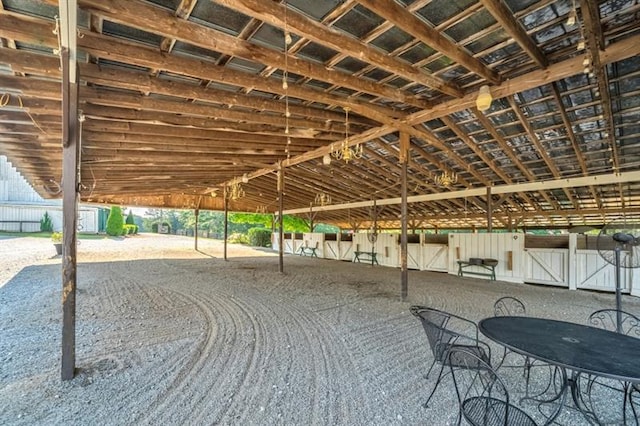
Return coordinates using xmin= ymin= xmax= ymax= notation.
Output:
xmin=507 ymin=96 xmax=577 ymax=206
xmin=0 ymin=10 xmax=402 ymax=121
xmin=148 ymin=0 xmax=198 ymax=78
xmin=472 ymin=107 xmax=559 ymax=209
xmin=579 ymin=0 xmax=621 ymax=173
xmin=212 ymin=0 xmax=462 ymax=98
xmin=479 ymin=0 xmax=548 ymax=68
xmin=0 ymin=47 xmax=361 ymax=125
xmin=80 ymin=105 xmax=341 ymax=140
xmin=406 ymin=33 xmax=640 ymax=125
xmin=82 ymin=132 xmax=325 ymax=151
xmin=354 ymin=0 xmax=500 ymax=85
xmin=54 ymin=0 xmax=431 ymax=109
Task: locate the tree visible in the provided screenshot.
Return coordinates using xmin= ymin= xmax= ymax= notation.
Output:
xmin=125 ymin=210 xmax=135 ymax=225
xmin=40 ymin=211 xmax=53 ymax=232
xmin=106 ymin=206 xmax=124 ymax=236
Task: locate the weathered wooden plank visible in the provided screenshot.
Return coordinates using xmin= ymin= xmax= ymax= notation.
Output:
xmin=355 ymin=0 xmax=500 ymax=85
xmin=213 ymin=0 xmax=462 ymax=98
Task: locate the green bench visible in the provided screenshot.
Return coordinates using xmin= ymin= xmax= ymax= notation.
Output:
xmin=298 ymin=242 xmax=318 ymax=257
xmin=457 ymin=258 xmax=498 ymax=280
xmin=353 ymin=251 xmax=378 ymax=265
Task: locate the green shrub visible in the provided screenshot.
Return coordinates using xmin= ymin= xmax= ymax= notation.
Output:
xmin=133 ymin=225 xmax=139 ymax=234
xmin=228 ymin=232 xmax=249 ymax=244
xmin=248 ymin=228 xmax=271 ymax=247
xmin=40 ymin=212 xmax=53 ymax=232
xmin=51 ymin=232 xmax=63 ymax=243
xmin=106 ymin=206 xmax=124 ymax=236
xmin=125 ymin=210 xmax=135 ymax=225
xmin=124 ymin=224 xmax=136 ymax=235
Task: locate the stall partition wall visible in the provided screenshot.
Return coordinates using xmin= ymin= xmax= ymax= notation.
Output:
xmin=269 ymin=232 xmax=640 ymax=297
xmin=448 ymin=233 xmax=525 ymax=284
xmin=302 ymin=233 xmax=324 ymax=258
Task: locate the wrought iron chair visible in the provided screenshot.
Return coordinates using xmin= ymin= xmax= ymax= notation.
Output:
xmin=493 ymin=297 xmax=529 ymax=371
xmin=493 ymin=297 xmax=554 ymax=399
xmin=629 ymin=384 xmax=640 ymax=426
xmin=588 ymin=309 xmax=640 ymax=337
xmin=585 ymin=309 xmax=640 ymax=424
xmin=410 ymin=305 xmax=492 ymax=409
xmin=447 ymin=346 xmax=537 ymax=426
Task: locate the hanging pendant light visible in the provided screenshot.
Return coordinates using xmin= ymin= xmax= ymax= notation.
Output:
xmin=476 ymin=85 xmax=493 ymax=112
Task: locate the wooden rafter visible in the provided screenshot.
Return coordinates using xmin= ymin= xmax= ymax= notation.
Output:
xmin=212 ymin=0 xmax=462 ymax=98
xmin=354 ymin=0 xmax=500 ymax=85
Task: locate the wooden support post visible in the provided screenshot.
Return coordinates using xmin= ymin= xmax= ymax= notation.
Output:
xmin=278 ymin=164 xmax=284 ymax=273
xmin=223 ymin=186 xmax=228 ymax=261
xmin=194 ymin=208 xmax=199 ymax=251
xmin=61 ymin=48 xmax=79 ymax=381
xmin=399 ymin=132 xmax=409 ymax=301
xmin=486 ymin=186 xmax=493 ymax=233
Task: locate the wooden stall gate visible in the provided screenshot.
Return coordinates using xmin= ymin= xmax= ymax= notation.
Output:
xmin=421 ymin=234 xmax=449 ymax=272
xmin=338 ymin=233 xmax=353 ymax=261
xmin=323 ymin=233 xmax=340 ymax=260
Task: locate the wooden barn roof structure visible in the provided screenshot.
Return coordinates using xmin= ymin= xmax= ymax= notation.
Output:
xmin=1 ymin=0 xmax=640 ymax=230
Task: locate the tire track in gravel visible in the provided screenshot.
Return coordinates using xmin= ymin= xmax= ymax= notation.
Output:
xmin=132 ymin=287 xmax=225 ymax=425
xmin=76 ymin=263 xmax=205 ymax=419
xmin=233 ymin=271 xmax=374 ymax=424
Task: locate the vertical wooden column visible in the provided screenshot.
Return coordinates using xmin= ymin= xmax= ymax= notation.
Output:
xmin=61 ymin=49 xmax=79 ymax=381
xmin=399 ymin=132 xmax=409 ymax=301
xmin=194 ymin=208 xmax=199 ymax=251
xmin=278 ymin=164 xmax=284 ymax=273
xmin=223 ymin=186 xmax=228 ymax=261
xmin=486 ymin=186 xmax=493 ymax=233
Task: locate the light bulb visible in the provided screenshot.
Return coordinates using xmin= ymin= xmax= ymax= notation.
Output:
xmin=285 ymin=108 xmax=290 ymax=117
xmin=285 ymin=32 xmax=292 ymax=45
xmin=582 ymin=57 xmax=590 ymax=66
xmin=475 ymin=85 xmax=492 ymax=112
xmin=566 ymin=13 xmax=575 ymax=26
xmin=577 ymin=41 xmax=585 ymax=50
xmin=282 ymin=80 xmax=288 ymax=89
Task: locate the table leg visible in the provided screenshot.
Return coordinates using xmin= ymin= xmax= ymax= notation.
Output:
xmin=522 ymin=368 xmax=601 ymax=425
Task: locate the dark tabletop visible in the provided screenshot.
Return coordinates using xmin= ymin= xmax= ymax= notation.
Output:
xmin=479 ymin=316 xmax=640 ymax=383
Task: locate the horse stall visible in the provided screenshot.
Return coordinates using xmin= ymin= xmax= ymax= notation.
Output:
xmin=352 ymin=232 xmax=382 ymax=265
xmin=376 ymin=233 xmax=399 ymax=268
xmin=301 ymin=232 xmax=324 ymax=257
xmin=421 ymin=234 xmax=449 ymax=272
xmin=403 ymin=234 xmax=422 ymax=269
xmin=323 ymin=233 xmax=340 ymax=260
xmin=292 ymin=233 xmax=305 ymax=254
xmin=523 ymin=235 xmax=570 ymax=288
xmin=283 ymin=233 xmax=295 ymax=254
xmin=573 ymin=233 xmax=639 ymax=294
xmin=448 ymin=233 xmax=525 ymax=283
xmin=338 ymin=233 xmax=353 ymax=261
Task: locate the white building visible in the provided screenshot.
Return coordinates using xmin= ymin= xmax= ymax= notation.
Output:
xmin=0 ymin=156 xmax=104 ymax=233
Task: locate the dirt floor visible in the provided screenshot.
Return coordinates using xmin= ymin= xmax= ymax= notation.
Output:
xmin=1 ymin=233 xmax=638 ymax=425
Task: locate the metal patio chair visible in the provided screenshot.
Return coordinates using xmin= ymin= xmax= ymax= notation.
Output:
xmin=493 ymin=297 xmax=553 ymax=399
xmin=584 ymin=309 xmax=640 ymax=424
xmin=448 ymin=346 xmax=537 ymax=426
xmin=410 ymin=305 xmax=492 ymax=409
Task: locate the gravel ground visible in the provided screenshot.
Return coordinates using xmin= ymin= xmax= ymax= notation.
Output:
xmin=1 ymin=233 xmax=638 ymax=425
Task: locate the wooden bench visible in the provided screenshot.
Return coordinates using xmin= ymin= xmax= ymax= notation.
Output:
xmin=298 ymin=242 xmax=318 ymax=257
xmin=457 ymin=259 xmax=497 ymax=280
xmin=353 ymin=251 xmax=378 ymax=265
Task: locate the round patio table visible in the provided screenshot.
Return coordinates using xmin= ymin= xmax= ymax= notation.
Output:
xmin=479 ymin=316 xmax=640 ymax=424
